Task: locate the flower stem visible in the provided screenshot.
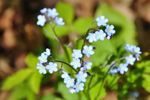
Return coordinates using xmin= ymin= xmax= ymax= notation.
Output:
xmin=49 ymin=25 xmax=70 ymax=62
xmin=51 ymin=59 xmax=77 ymax=72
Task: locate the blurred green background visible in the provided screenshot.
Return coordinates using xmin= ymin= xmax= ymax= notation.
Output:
xmin=0 ymin=0 xmax=150 ymax=100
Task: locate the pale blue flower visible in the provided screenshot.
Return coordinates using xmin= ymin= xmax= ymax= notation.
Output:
xmin=118 ymin=63 xmax=128 ymax=74
xmin=105 ymin=25 xmax=115 ymax=39
xmin=72 ymin=49 xmax=82 ymax=59
xmin=70 ymin=58 xmax=81 ymax=69
xmin=86 ymin=32 xmax=97 ymax=43
xmin=38 ymin=53 xmax=48 ymax=63
xmin=65 ymin=78 xmax=75 ymax=88
xmin=69 ymin=88 xmax=76 ymax=94
xmin=125 ymin=55 xmax=136 ymax=65
xmin=95 ymin=30 xmax=106 ymax=41
xmin=125 ymin=44 xmax=141 ymax=60
xmin=54 ymin=17 xmax=64 ymax=26
xmin=40 ymin=8 xmax=47 ymax=14
xmin=37 ymin=15 xmax=46 ymax=26
xmin=47 ymin=8 xmax=58 ymax=18
xmin=61 ymin=71 xmax=70 ymax=79
xmin=76 ymin=71 xmax=87 ymax=83
xmin=109 ymin=66 xmax=118 ymax=75
xmin=84 ymin=62 xmax=92 ymax=70
xmin=74 ymin=82 xmax=84 ymax=92
xmin=38 ymin=48 xmax=51 ymax=63
xmin=37 ymin=63 xmax=47 ymax=74
xmin=96 ymin=16 xmax=108 ymax=26
xmin=46 ymin=62 xmax=58 ymax=73
xmin=82 ymin=45 xmax=94 ymax=57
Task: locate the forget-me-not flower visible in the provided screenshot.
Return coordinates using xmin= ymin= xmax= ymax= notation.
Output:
xmin=96 ymin=16 xmax=108 ymax=26
xmin=95 ymin=30 xmax=106 ymax=41
xmin=47 ymin=8 xmax=58 ymax=18
xmin=82 ymin=45 xmax=94 ymax=57
xmin=118 ymin=63 xmax=128 ymax=74
xmin=86 ymin=32 xmax=97 ymax=43
xmin=37 ymin=63 xmax=47 ymax=74
xmin=125 ymin=55 xmax=136 ymax=65
xmin=70 ymin=58 xmax=81 ymax=69
xmin=76 ymin=71 xmax=88 ymax=83
xmin=54 ymin=17 xmax=64 ymax=26
xmin=37 ymin=15 xmax=46 ymax=26
xmin=46 ymin=62 xmax=58 ymax=74
xmin=72 ymin=49 xmax=83 ymax=59
xmin=105 ymin=25 xmax=115 ymax=39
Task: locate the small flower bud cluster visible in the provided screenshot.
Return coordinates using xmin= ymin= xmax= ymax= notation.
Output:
xmin=37 ymin=8 xmax=64 ymax=26
xmin=110 ymin=44 xmax=141 ymax=75
xmin=86 ymin=16 xmax=115 ymax=42
xmin=65 ymin=45 xmax=94 ymax=93
xmin=37 ymin=48 xmax=58 ymax=74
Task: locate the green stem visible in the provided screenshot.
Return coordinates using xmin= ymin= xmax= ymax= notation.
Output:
xmin=50 ymin=25 xmax=70 ymax=62
xmin=51 ymin=59 xmax=77 ymax=72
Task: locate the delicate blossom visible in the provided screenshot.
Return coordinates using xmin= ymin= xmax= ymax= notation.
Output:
xmin=46 ymin=62 xmax=58 ymax=73
xmin=96 ymin=16 xmax=108 ymax=26
xmin=95 ymin=30 xmax=106 ymax=41
xmin=38 ymin=48 xmax=51 ymax=63
xmin=37 ymin=63 xmax=47 ymax=74
xmin=109 ymin=66 xmax=118 ymax=75
xmin=61 ymin=71 xmax=70 ymax=79
xmin=54 ymin=17 xmax=64 ymax=26
xmin=40 ymin=8 xmax=47 ymax=14
xmin=37 ymin=15 xmax=46 ymax=26
xmin=69 ymin=88 xmax=76 ymax=94
xmin=70 ymin=58 xmax=81 ymax=69
xmin=105 ymin=25 xmax=115 ymax=39
xmin=74 ymin=82 xmax=84 ymax=92
xmin=82 ymin=45 xmax=94 ymax=57
xmin=118 ymin=63 xmax=128 ymax=74
xmin=86 ymin=32 xmax=97 ymax=43
xmin=72 ymin=49 xmax=83 ymax=59
xmin=125 ymin=44 xmax=141 ymax=60
xmin=76 ymin=71 xmax=88 ymax=83
xmin=47 ymin=8 xmax=58 ymax=18
xmin=65 ymin=78 xmax=75 ymax=88
xmin=125 ymin=55 xmax=136 ymax=65
xmin=84 ymin=62 xmax=92 ymax=70
xmin=37 ymin=8 xmax=64 ymax=26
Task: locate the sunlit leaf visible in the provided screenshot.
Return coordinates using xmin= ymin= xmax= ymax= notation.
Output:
xmin=2 ymin=69 xmax=33 ymax=90
xmin=29 ymin=71 xmax=42 ymax=94
xmin=56 ymin=2 xmax=74 ymax=24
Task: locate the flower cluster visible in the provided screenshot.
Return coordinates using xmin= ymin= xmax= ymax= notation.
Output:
xmin=110 ymin=44 xmax=141 ymax=75
xmin=37 ymin=48 xmax=58 ymax=74
xmin=86 ymin=16 xmax=115 ymax=42
xmin=36 ymin=14 xmax=121 ymax=93
xmin=37 ymin=8 xmax=64 ymax=26
xmin=63 ymin=45 xmax=94 ymax=93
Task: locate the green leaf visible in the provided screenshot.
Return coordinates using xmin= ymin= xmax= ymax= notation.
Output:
xmin=2 ymin=69 xmax=33 ymax=90
xmin=64 ymin=45 xmax=72 ymax=62
xmin=142 ymin=74 xmax=150 ymax=92
xmin=41 ymin=93 xmax=62 ymax=100
xmin=56 ymin=2 xmax=74 ymax=24
xmin=58 ymin=83 xmax=79 ymax=100
xmin=73 ymin=18 xmax=93 ymax=34
xmin=95 ymin=3 xmax=136 ymax=44
xmin=91 ymin=40 xmax=116 ymax=66
xmin=9 ymin=84 xmax=29 ymax=100
xmin=25 ymin=53 xmax=38 ymax=69
xmin=137 ymin=60 xmax=150 ymax=73
xmin=90 ymin=81 xmax=106 ymax=100
xmin=29 ymin=71 xmax=42 ymax=94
